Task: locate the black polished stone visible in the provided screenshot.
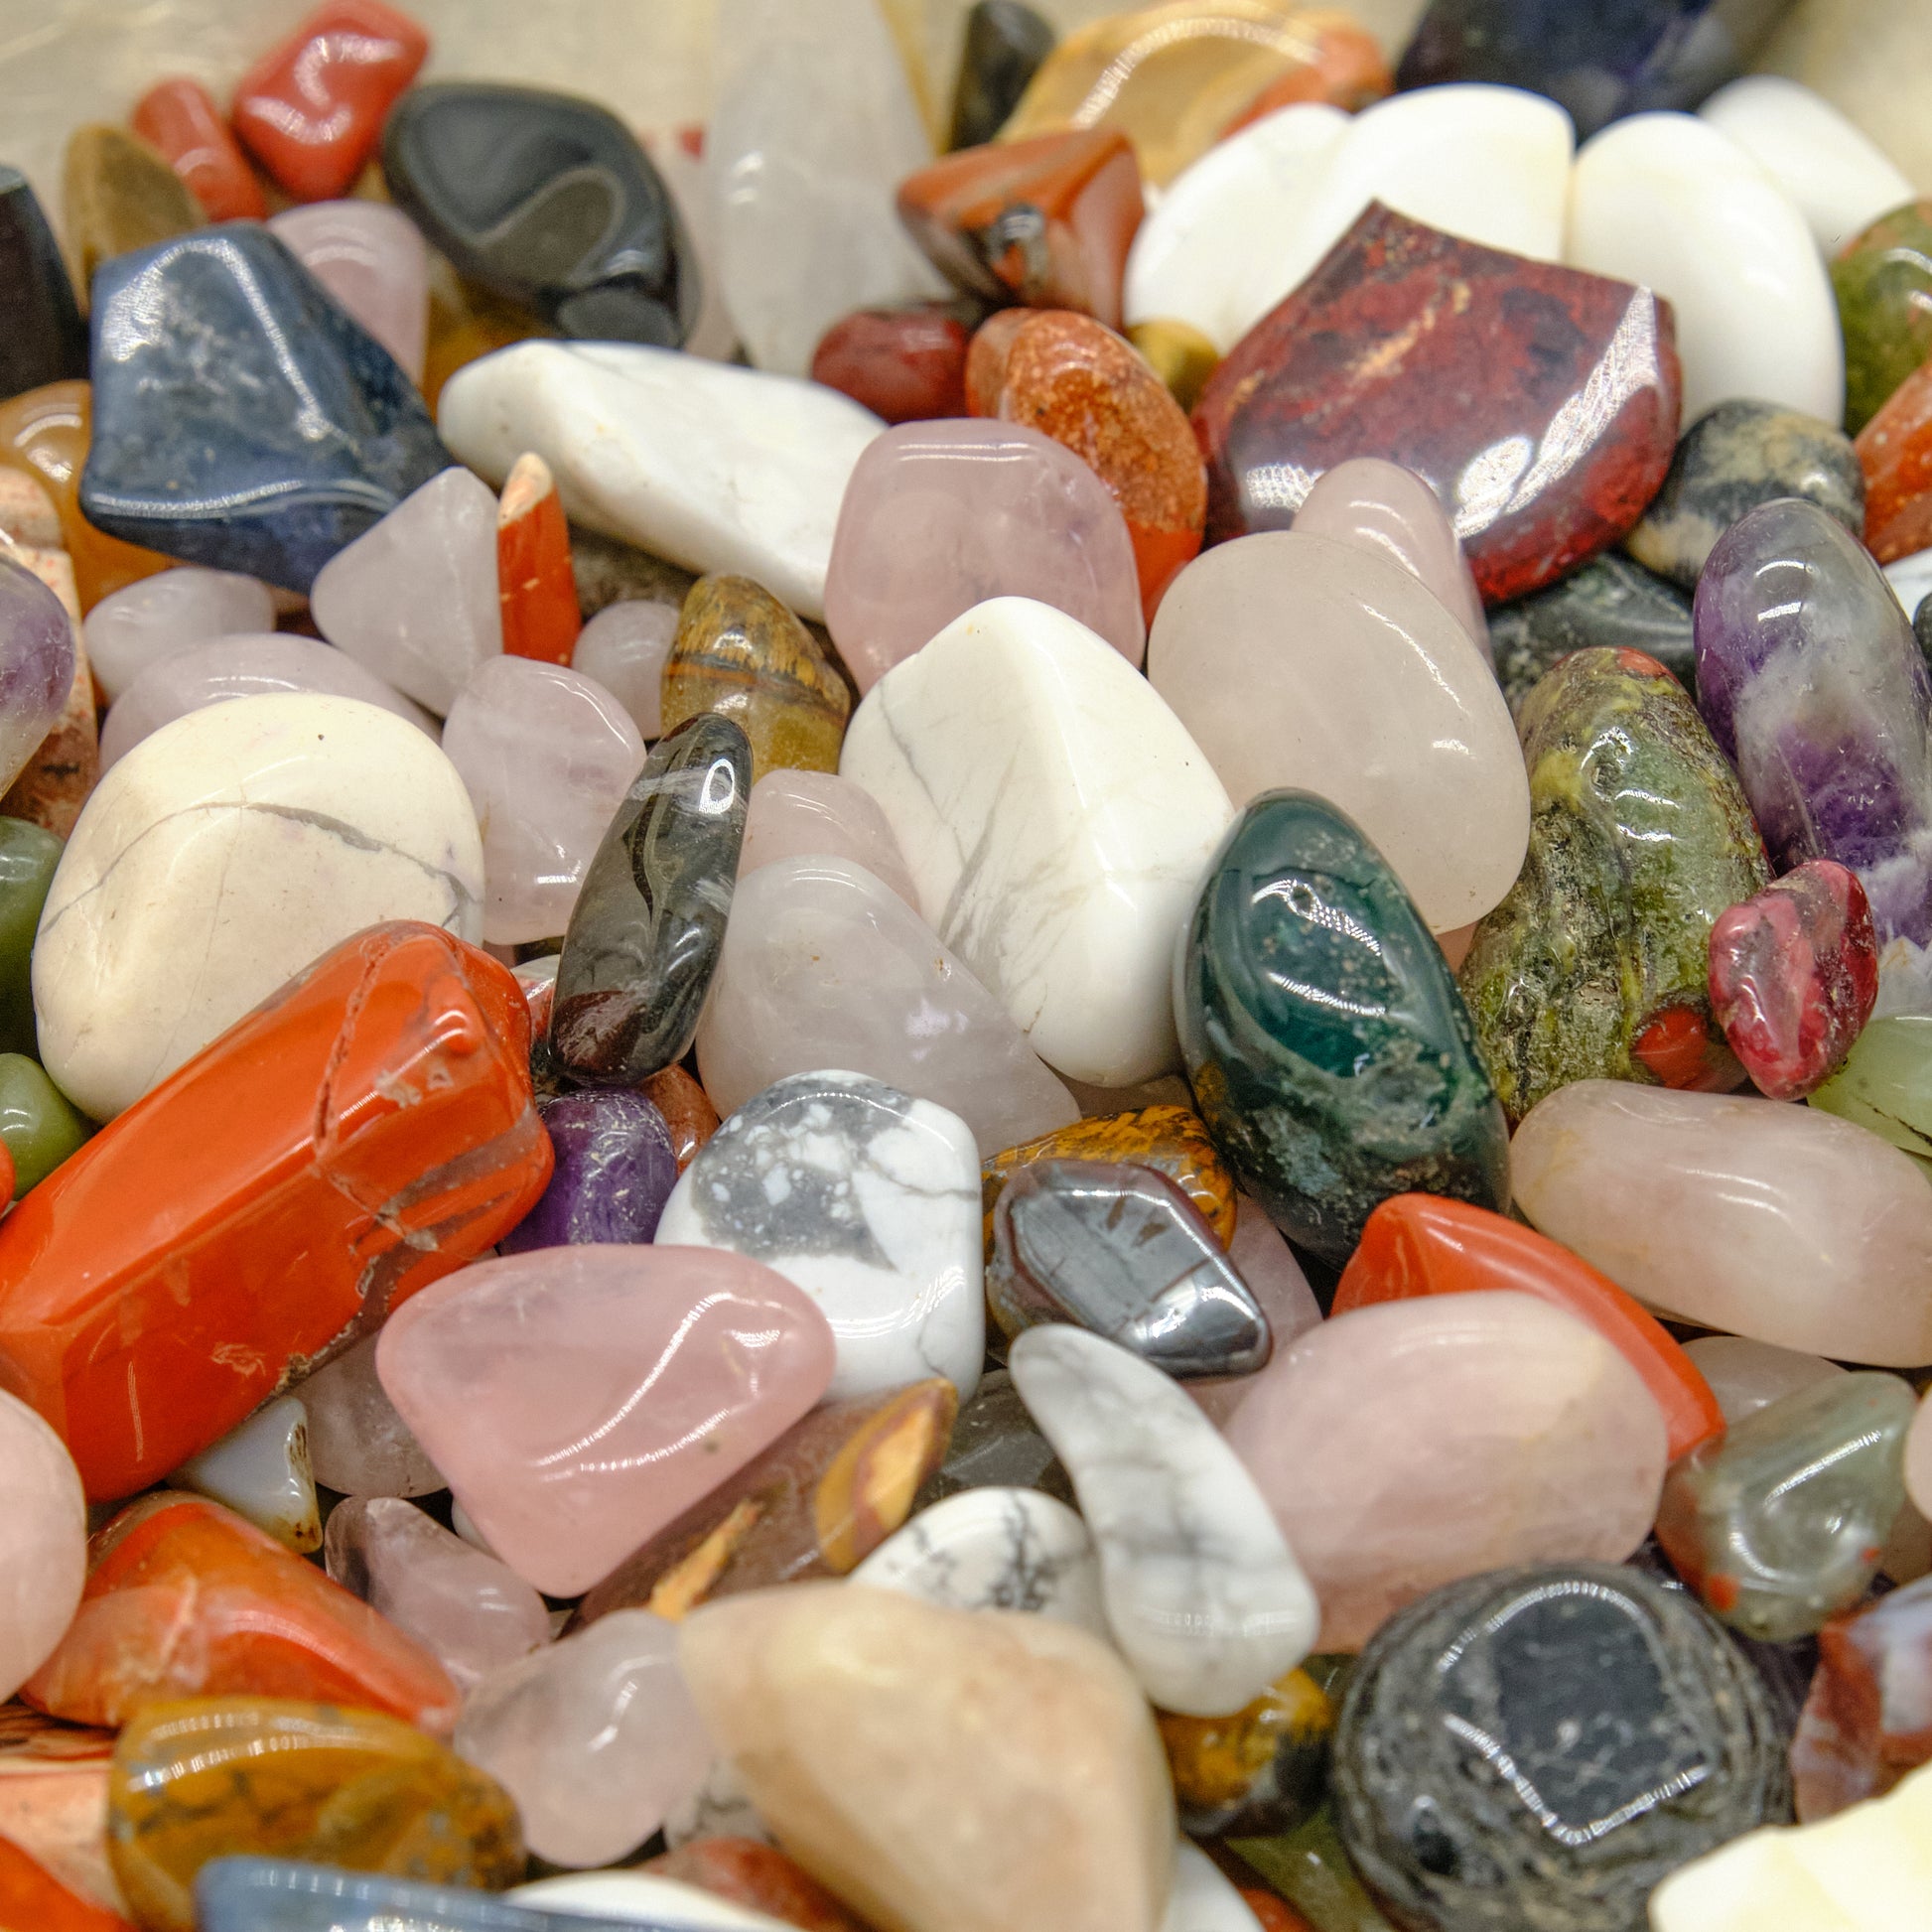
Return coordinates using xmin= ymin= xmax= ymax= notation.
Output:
xmin=913 ymin=1369 xmax=1072 ymax=1509
xmin=1491 ymin=553 xmax=1697 ymax=720
xmin=1334 ymin=1564 xmax=1791 ymax=1932
xmin=550 ymin=714 xmax=750 ymax=1087
xmin=383 ymin=83 xmax=699 ymax=348
xmin=949 ymin=0 xmax=1057 ymax=150
xmin=0 ymin=168 xmax=86 ymax=400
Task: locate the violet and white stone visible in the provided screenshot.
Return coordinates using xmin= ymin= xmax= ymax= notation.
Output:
xmin=738 ymin=767 xmax=918 ymax=908
xmin=570 ymin=598 xmax=681 ymax=742
xmin=655 ymin=1068 xmax=982 ymax=1402
xmin=173 ymin=1395 xmax=320 ymax=1553
xmin=295 ymin=1330 xmax=445 ymax=1499
xmin=0 ymin=1387 xmax=86 ymax=1704
xmin=0 ymin=555 xmax=75 ymax=795
xmin=268 ymin=201 xmax=430 ymax=382
xmin=83 ymin=566 xmax=276 ymax=703
xmin=1010 ymin=1324 xmax=1318 ymax=1718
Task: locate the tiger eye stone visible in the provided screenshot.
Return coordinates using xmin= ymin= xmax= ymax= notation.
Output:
xmin=1159 ymin=1664 xmax=1335 ymax=1838
xmin=639 ymin=1063 xmax=720 ymax=1173
xmin=61 ymin=125 xmax=203 ymax=299
xmin=1127 ymin=319 xmax=1219 ymax=413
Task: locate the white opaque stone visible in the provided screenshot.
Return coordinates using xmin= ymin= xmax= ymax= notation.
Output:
xmin=1680 ymin=1335 xmax=1848 ymax=1426
xmin=1163 ymin=1842 xmax=1265 ymax=1932
xmin=439 ymin=343 xmax=882 ymax=621
xmin=268 ymin=201 xmax=430 ymax=381
xmin=311 ymin=467 xmax=504 ymax=714
xmin=1566 ymin=111 xmax=1845 ymax=424
xmin=644 ymin=130 xmax=741 ymax=365
xmin=707 ymin=0 xmax=945 ymax=376
xmin=173 ymin=1396 xmax=319 ymax=1553
xmin=1699 ymin=76 xmax=1914 ymax=255
xmin=441 ymin=656 xmax=645 ymax=945
xmin=0 ymin=1387 xmax=86 ymax=1704
xmin=841 ymin=598 xmax=1233 ymax=1087
xmin=82 ymin=567 xmax=275 ymax=703
xmin=852 ymin=1486 xmax=1109 ymax=1637
xmin=1010 ymin=1325 xmax=1318 ymax=1718
xmin=296 ymin=1331 xmax=445 ymax=1498
xmin=514 ymin=1872 xmax=792 ymax=1929
xmin=98 ymin=632 xmax=438 ymax=768
xmin=35 ymin=693 xmax=483 ymax=1121
xmin=738 ymin=767 xmax=919 ymax=908
xmin=655 ymin=1068 xmax=983 ymax=1402
xmin=570 ymin=599 xmax=681 ymax=740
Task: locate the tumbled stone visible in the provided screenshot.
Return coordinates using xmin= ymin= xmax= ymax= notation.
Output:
xmin=1489 ymin=551 xmax=1696 ymax=716
xmin=810 ymin=305 xmax=972 ymax=426
xmin=520 ymin=1866 xmax=809 ymax=1930
xmin=82 ymin=567 xmax=275 ymax=705
xmin=0 ymin=557 xmax=76 ymax=796
xmin=1227 ymin=1804 xmax=1394 ymax=1932
xmin=570 ymin=597 xmax=678 ymax=739
xmin=131 ymin=77 xmax=264 ymax=223
xmin=643 ymin=1064 xmax=720 ymax=1173
xmin=502 ymin=1089 xmax=677 ymax=1253
xmin=0 ymin=1388 xmax=86 ymax=1704
xmin=738 ymin=767 xmax=918 ymax=906
xmin=915 ymin=1367 xmax=1070 ymax=1506
xmin=1834 ymin=200 xmax=1932 ymax=435
xmin=0 ymin=816 xmax=59 ymax=1061
xmin=297 ymin=1331 xmax=444 ymax=1499
xmin=0 ymin=1834 xmax=125 ymax=1932
xmin=267 ymin=202 xmax=429 ymax=385
xmin=174 ymin=1396 xmax=319 ymax=1554
xmin=61 ymin=124 xmax=202 ymax=296
xmin=1810 ymin=1012 xmax=1932 ymax=1161
xmin=1856 ymin=355 xmax=1932 ymax=563
xmin=0 ymin=170 xmax=85 ymax=402
xmin=1681 ymin=1336 xmax=1848 ymax=1426
xmin=1127 ymin=318 xmax=1219 ymax=413
xmin=647 ymin=1838 xmax=873 ymax=1931
xmin=196 ymin=1861 xmax=643 ymax=1931
xmin=1159 ymin=1664 xmax=1333 ymax=1841
xmin=950 ymin=0 xmax=1057 ymax=150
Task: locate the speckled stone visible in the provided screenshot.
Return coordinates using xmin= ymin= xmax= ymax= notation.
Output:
xmin=1833 ymin=201 xmax=1932 ymax=436
xmin=1491 ymin=553 xmax=1696 ymax=719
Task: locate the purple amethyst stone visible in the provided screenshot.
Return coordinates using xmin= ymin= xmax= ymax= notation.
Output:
xmin=0 ymin=555 xmax=74 ymax=792
xmin=500 ymin=1087 xmax=678 ymax=1252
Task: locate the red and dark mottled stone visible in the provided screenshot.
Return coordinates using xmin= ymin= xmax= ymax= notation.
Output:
xmin=1708 ymin=860 xmax=1877 ymax=1101
xmin=810 ymin=306 xmax=972 ymax=424
xmin=1192 ymin=203 xmax=1683 ymax=606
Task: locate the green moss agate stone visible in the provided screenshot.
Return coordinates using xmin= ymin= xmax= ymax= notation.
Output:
xmin=0 ymin=1052 xmax=88 ymax=1194
xmin=1458 ymin=646 xmax=1769 ymax=1124
xmin=1175 ymin=789 xmax=1507 ymax=1266
xmin=1832 ymin=199 xmax=1932 ymax=434
xmin=0 ymin=815 xmax=60 ymax=1058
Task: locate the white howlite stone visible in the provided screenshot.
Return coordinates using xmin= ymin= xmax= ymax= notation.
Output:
xmin=1567 ymin=112 xmax=1845 ymax=424
xmin=1163 ymin=1842 xmax=1266 ymax=1932
xmin=173 ymin=1394 xmax=320 ymax=1553
xmin=1009 ymin=1325 xmax=1319 ymax=1718
xmin=852 ymin=1486 xmax=1109 ymax=1638
xmin=840 ymin=597 xmax=1233 ymax=1088
xmin=708 ymin=0 xmax=946 ymax=376
xmin=311 ymin=466 xmax=504 ymax=714
xmin=514 ymin=1871 xmax=792 ymax=1929
xmin=83 ymin=566 xmax=275 ymax=703
xmin=34 ymin=693 xmax=483 ymax=1122
xmin=1699 ymin=75 xmax=1914 ymax=255
xmin=439 ymin=343 xmax=883 ymax=622
xmin=654 ymin=1068 xmax=984 ymax=1403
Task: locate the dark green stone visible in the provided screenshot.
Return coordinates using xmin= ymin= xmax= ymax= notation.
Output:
xmin=1915 ymin=590 xmax=1932 ymax=669
xmin=0 ymin=816 xmax=59 ymax=1059
xmin=949 ymin=0 xmax=1056 ymax=150
xmin=1175 ymin=790 xmax=1508 ymax=1266
xmin=1832 ymin=199 xmax=1932 ymax=434
xmin=1231 ymin=1806 xmax=1397 ymax=1932
xmin=1459 ymin=646 xmax=1770 ymax=1123
xmin=0 ymin=1052 xmax=88 ymax=1194
xmin=1491 ymin=552 xmax=1695 ymax=720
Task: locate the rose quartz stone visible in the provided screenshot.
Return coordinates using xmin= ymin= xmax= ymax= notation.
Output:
xmin=442 ymin=655 xmax=645 ymax=944
xmin=1225 ymin=1291 xmax=1669 ymax=1649
xmin=297 ymin=1332 xmax=444 ymax=1498
xmin=823 ymin=420 xmax=1145 ymax=694
xmin=1906 ymin=1393 xmax=1932 ymax=1522
xmin=83 ymin=567 xmax=277 ymax=703
xmin=1191 ymin=1196 xmax=1323 ymax=1430
xmin=695 ymin=854 xmax=1079 ymax=1156
xmin=1680 ymin=1335 xmax=1848 ymax=1425
xmin=0 ymin=1389 xmax=86 ymax=1702
xmin=375 ymin=1245 xmax=838 ymax=1595
xmin=737 ymin=767 xmax=918 ymax=907
xmin=269 ymin=202 xmax=430 ymax=383
xmin=570 ymin=599 xmax=681 ymax=740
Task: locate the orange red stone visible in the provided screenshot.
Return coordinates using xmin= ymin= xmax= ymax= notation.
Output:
xmin=130 ymin=79 xmax=266 ymax=222
xmin=496 ymin=452 xmax=581 ymax=666
xmin=1857 ymin=357 xmax=1932 ymax=563
xmin=0 ymin=1833 xmax=131 ymax=1931
xmin=646 ymin=1837 xmax=871 ymax=1932
xmin=641 ymin=1064 xmax=721 ymax=1173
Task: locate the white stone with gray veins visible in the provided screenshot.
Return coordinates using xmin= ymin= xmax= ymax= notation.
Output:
xmin=662 ymin=1752 xmax=770 ymax=1851
xmin=851 ymin=1486 xmax=1110 ymax=1639
xmin=33 ymin=692 xmax=483 ymax=1122
xmin=653 ymin=1067 xmax=984 ymax=1403
xmin=1010 ymin=1324 xmax=1319 ymax=1718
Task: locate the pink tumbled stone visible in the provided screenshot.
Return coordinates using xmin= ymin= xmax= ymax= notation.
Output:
xmin=298 ymin=1331 xmax=445 ymax=1498
xmin=738 ymin=767 xmax=918 ymax=908
xmin=374 ymin=1245 xmax=838 ymax=1595
xmin=83 ymin=567 xmax=277 ymax=703
xmin=1190 ymin=1196 xmax=1322 ymax=1430
xmin=0 ymin=1387 xmax=86 ymax=1702
xmin=570 ymin=599 xmax=681 ymax=741
xmin=269 ymin=202 xmax=430 ymax=383
xmin=823 ymin=420 xmax=1145 ymax=694
xmin=1225 ymin=1291 xmax=1668 ymax=1650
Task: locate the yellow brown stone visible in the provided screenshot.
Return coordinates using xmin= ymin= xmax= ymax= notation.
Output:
xmin=62 ymin=125 xmax=204 ymax=301
xmin=1158 ymin=1666 xmax=1332 ymax=1813
xmin=1128 ymin=319 xmax=1221 ymax=414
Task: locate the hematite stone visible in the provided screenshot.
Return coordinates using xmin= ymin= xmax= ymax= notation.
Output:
xmin=1491 ymin=553 xmax=1696 ymax=719
xmin=949 ymin=0 xmax=1056 ymax=150
xmin=384 ymin=83 xmax=699 ymax=347
xmin=78 ymin=227 xmax=448 ymax=593
xmin=550 ymin=713 xmax=751 ymax=1086
xmin=1333 ymin=1564 xmax=1790 ymax=1932
xmin=0 ymin=168 xmax=85 ymax=401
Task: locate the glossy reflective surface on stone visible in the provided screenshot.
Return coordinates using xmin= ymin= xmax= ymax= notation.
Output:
xmin=195 ymin=1859 xmax=614 ymax=1932
xmin=501 ymin=1088 xmax=677 ymax=1253
xmin=1835 ymin=200 xmax=1932 ymax=435
xmin=809 ymin=304 xmax=972 ymax=426
xmin=131 ymin=77 xmax=265 ymax=223
xmin=268 ymin=202 xmax=430 ymax=386
xmin=0 ymin=169 xmax=85 ymax=404
xmin=1490 ymin=552 xmax=1696 ymax=718
xmin=950 ymin=0 xmax=1056 ymax=150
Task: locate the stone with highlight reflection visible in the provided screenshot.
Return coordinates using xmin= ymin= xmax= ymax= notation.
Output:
xmin=0 ymin=558 xmax=76 ymax=796
xmin=0 ymin=1388 xmax=86 ymax=1704
xmin=268 ymin=204 xmax=428 ymax=385
xmin=83 ymin=569 xmax=275 ymax=705
xmin=738 ymin=768 xmax=917 ymax=908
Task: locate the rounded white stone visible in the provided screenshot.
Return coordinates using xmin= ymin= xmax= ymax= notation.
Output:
xmin=35 ymin=692 xmax=483 ymax=1121
xmin=83 ymin=566 xmax=275 ymax=703
xmin=1164 ymin=1841 xmax=1267 ymax=1932
xmin=513 ymin=1871 xmax=791 ymax=1929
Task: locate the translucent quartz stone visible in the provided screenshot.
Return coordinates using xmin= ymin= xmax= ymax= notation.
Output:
xmin=82 ymin=568 xmax=276 ymax=704
xmin=441 ymin=656 xmax=644 ymax=945
xmin=297 ymin=1331 xmax=444 ymax=1499
xmin=455 ymin=1608 xmax=710 ymax=1867
xmin=1681 ymin=1336 xmax=1848 ymax=1427
xmin=173 ymin=1395 xmax=320 ymax=1554
xmin=0 ymin=1386 xmax=85 ymax=1702
xmin=0 ymin=557 xmax=75 ymax=796
xmin=268 ymin=202 xmax=429 ymax=385
xmin=326 ymin=1496 xmax=550 ymax=1696
xmin=569 ymin=599 xmax=679 ymax=740
xmin=737 ymin=768 xmax=918 ymax=908
xmin=1810 ymin=1014 xmax=1932 ymax=1160
xmin=1909 ymin=1395 xmax=1932 ymax=1522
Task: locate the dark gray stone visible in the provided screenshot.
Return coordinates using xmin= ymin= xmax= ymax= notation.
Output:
xmin=1492 ymin=553 xmax=1696 ymax=720
xmin=949 ymin=0 xmax=1056 ymax=150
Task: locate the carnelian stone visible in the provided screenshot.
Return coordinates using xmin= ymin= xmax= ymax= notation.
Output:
xmin=640 ymin=1063 xmax=720 ymax=1173
xmin=1856 ymin=357 xmax=1932 ymax=564
xmin=1241 ymin=1890 xmax=1316 ymax=1932
xmin=0 ymin=1705 xmax=119 ymax=1916
xmin=810 ymin=307 xmax=971 ymax=425
xmin=0 ymin=1833 xmax=131 ymax=1931
xmin=22 ymin=1494 xmax=460 ymax=1734
xmin=130 ymin=79 xmax=266 ymax=222
xmin=496 ymin=453 xmax=580 ymax=666
xmin=230 ymin=0 xmax=430 ymax=204
xmin=1334 ymin=1193 xmax=1723 ymax=1458
xmin=0 ymin=923 xmax=550 ymax=1500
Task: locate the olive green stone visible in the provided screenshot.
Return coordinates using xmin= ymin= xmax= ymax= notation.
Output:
xmin=1231 ymin=1805 xmax=1397 ymax=1932
xmin=1809 ymin=1013 xmax=1932 ymax=1168
xmin=1832 ymin=199 xmax=1932 ymax=434
xmin=0 ymin=1052 xmax=89 ymax=1194
xmin=1459 ymin=646 xmax=1769 ymax=1124
xmin=62 ymin=123 xmax=204 ymax=299
xmin=1175 ymin=789 xmax=1508 ymax=1266
xmin=0 ymin=816 xmax=61 ymax=1059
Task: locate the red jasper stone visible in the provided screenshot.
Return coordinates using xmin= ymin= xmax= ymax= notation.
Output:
xmin=229 ymin=0 xmax=430 ymax=203
xmin=0 ymin=1833 xmax=130 ymax=1930
xmin=810 ymin=307 xmax=971 ymax=425
xmin=496 ymin=453 xmax=580 ymax=667
xmin=131 ymin=78 xmax=266 ymax=221
xmin=646 ymin=1838 xmax=870 ymax=1931
xmin=1241 ymin=1893 xmax=1317 ymax=1932
xmin=1857 ymin=356 xmax=1932 ymax=563
xmin=1790 ymin=1579 xmax=1932 ymax=1821
xmin=1192 ymin=202 xmax=1683 ymax=606
xmin=0 ymin=922 xmax=551 ymax=1501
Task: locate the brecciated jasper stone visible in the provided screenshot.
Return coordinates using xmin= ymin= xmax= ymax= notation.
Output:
xmin=500 ymin=1089 xmax=678 ymax=1253
xmin=1460 ymin=647 xmax=1769 ymax=1122
xmin=1835 ymin=200 xmax=1932 ymax=434
xmin=1332 ymin=1564 xmax=1790 ymax=1932
xmin=0 ymin=169 xmax=85 ymax=403
xmin=950 ymin=0 xmax=1058 ymax=151
xmin=383 ymin=83 xmax=698 ymax=347
xmin=1191 ymin=203 xmax=1682 ymax=605
xmin=550 ymin=714 xmax=751 ymax=1086
xmin=1177 ymin=789 xmax=1509 ymax=1264
xmin=0 ymin=923 xmax=546 ymax=1500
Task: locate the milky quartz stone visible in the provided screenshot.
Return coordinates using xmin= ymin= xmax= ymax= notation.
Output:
xmin=570 ymin=598 xmax=681 ymax=741
xmin=375 ymin=1244 xmax=837 ymax=1595
xmin=1225 ymin=1292 xmax=1669 ymax=1650
xmin=738 ymin=767 xmax=918 ymax=908
xmin=516 ymin=1873 xmax=790 ymax=1929
xmin=268 ymin=201 xmax=430 ymax=382
xmin=0 ymin=555 xmax=76 ymax=796
xmin=1567 ymin=112 xmax=1844 ymax=424
xmin=697 ymin=854 xmax=1079 ymax=1157
xmin=297 ymin=1331 xmax=444 ymax=1499
xmin=441 ymin=656 xmax=645 ymax=945
xmin=311 ymin=466 xmax=504 ymax=714
xmin=98 ymin=632 xmax=438 ymax=767
xmin=842 ymin=598 xmax=1232 ymax=1087
xmin=174 ymin=1394 xmax=320 ymax=1552
xmin=83 ymin=567 xmax=276 ymax=703
xmin=456 ymin=1608 xmax=712 ymax=1868
xmin=35 ymin=692 xmax=484 ymax=1121
xmin=0 ymin=1386 xmax=86 ymax=1702
xmin=1513 ymin=1080 xmax=1932 ymax=1367
xmin=1148 ymin=532 xmax=1528 ymax=933
xmin=1681 ymin=1337 xmax=1849 ymax=1427
xmin=823 ymin=422 xmax=1145 ymax=694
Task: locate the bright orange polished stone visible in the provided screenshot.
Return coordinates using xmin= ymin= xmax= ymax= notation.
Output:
xmin=23 ymin=1494 xmax=460 ymax=1735
xmin=0 ymin=1705 xmax=119 ymax=1918
xmin=497 ymin=453 xmax=580 ymax=666
xmin=130 ymin=78 xmax=266 ymax=222
xmin=0 ymin=923 xmax=551 ymax=1501
xmin=0 ymin=1824 xmax=133 ymax=1930
xmin=1333 ymin=1194 xmax=1723 ymax=1458
xmin=1857 ymin=357 xmax=1932 ymax=564
xmin=1241 ymin=1890 xmax=1316 ymax=1932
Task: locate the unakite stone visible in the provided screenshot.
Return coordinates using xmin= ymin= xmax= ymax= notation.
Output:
xmin=1810 ymin=1014 xmax=1932 ymax=1165
xmin=61 ymin=124 xmax=203 ymax=296
xmin=1490 ymin=552 xmax=1696 ymax=718
xmin=1459 ymin=645 xmax=1770 ymax=1123
xmin=1833 ymin=201 xmax=1932 ymax=435
xmin=0 ymin=1052 xmax=89 ymax=1195
xmin=0 ymin=816 xmax=59 ymax=1057
xmin=660 ymin=576 xmax=850 ymax=782
xmin=1176 ymin=788 xmax=1508 ymax=1264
